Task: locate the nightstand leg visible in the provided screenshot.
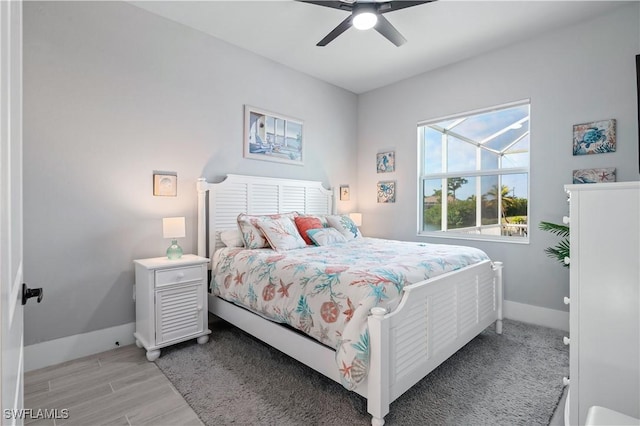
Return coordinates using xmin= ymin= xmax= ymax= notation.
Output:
xmin=135 ymin=339 xmax=143 ymax=348
xmin=197 ymin=335 xmax=209 ymax=345
xmin=146 ymin=349 xmax=161 ymax=361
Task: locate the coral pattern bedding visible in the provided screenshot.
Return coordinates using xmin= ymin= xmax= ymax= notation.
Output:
xmin=211 ymin=237 xmax=489 ymax=389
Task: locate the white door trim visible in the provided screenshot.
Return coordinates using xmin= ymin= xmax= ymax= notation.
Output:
xmin=0 ymin=1 xmax=25 ymax=423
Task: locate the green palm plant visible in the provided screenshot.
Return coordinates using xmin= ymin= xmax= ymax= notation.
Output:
xmin=539 ymin=221 xmax=570 ymax=268
xmin=486 ymin=184 xmax=515 ymax=221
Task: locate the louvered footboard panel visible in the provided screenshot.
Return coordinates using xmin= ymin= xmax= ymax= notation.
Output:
xmin=386 ymin=260 xmax=498 ymax=402
xmin=459 ymin=278 xmax=479 ymax=332
xmin=478 ymin=272 xmax=496 ymax=321
xmin=393 ymin=303 xmax=429 ymax=379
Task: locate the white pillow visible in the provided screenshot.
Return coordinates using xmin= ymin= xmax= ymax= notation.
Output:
xmin=306 ymin=227 xmax=348 ymax=246
xmin=237 ymin=212 xmax=298 ymax=249
xmin=255 ymin=216 xmax=307 ymax=251
xmin=220 ymin=229 xmax=244 ymax=248
xmin=326 ymin=215 xmax=362 ymax=240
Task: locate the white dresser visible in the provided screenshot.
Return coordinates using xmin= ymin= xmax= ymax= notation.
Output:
xmin=564 ymin=182 xmax=640 ymax=425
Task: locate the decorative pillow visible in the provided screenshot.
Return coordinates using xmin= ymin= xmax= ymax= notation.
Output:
xmin=326 ymin=215 xmax=362 ymax=240
xmin=294 ymin=216 xmax=324 ymax=245
xmin=306 ymin=227 xmax=348 ymax=246
xmin=237 ymin=212 xmax=298 ymax=249
xmin=255 ymin=216 xmax=307 ymax=251
xmin=219 ymin=229 xmax=244 ymax=248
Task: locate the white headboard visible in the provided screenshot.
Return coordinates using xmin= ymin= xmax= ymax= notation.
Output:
xmin=197 ymin=174 xmax=335 ymax=259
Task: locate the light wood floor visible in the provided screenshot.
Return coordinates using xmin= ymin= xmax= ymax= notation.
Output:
xmin=24 ymin=344 xmax=202 ymax=426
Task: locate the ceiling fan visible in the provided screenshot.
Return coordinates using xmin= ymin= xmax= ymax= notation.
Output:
xmin=298 ymin=0 xmax=435 ymax=47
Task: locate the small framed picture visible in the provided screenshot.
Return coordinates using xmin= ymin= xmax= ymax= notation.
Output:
xmin=572 ymin=167 xmax=616 ymax=184
xmin=573 ymin=119 xmax=616 ymax=155
xmin=153 ymin=171 xmax=177 ymax=196
xmin=340 ymin=185 xmax=350 ymax=201
xmin=377 ymin=151 xmax=395 ymax=173
xmin=377 ymin=181 xmax=396 ymax=203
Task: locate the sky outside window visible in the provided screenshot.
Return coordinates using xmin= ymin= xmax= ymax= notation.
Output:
xmin=423 ymin=104 xmax=529 ymax=201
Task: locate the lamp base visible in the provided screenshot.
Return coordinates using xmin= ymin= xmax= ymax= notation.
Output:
xmin=166 ymin=240 xmax=183 ymax=260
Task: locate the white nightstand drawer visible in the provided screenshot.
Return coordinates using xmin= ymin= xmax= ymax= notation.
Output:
xmin=155 ymin=265 xmax=202 ymax=287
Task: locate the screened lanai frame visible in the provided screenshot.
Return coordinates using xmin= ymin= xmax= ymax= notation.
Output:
xmin=417 ymin=99 xmax=530 ymax=243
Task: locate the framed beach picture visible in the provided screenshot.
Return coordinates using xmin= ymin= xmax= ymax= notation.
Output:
xmin=572 ymin=167 xmax=616 ymax=184
xmin=377 ymin=151 xmax=395 ymax=173
xmin=572 ymin=119 xmax=616 ymax=155
xmin=377 ymin=181 xmax=396 ymax=203
xmin=244 ymin=105 xmax=304 ymax=166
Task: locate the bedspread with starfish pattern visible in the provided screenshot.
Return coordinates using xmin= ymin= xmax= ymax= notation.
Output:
xmin=211 ymin=237 xmax=489 ymax=389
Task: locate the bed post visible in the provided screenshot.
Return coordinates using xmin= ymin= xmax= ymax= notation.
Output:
xmin=196 ymin=177 xmax=208 ymax=259
xmin=367 ymin=307 xmax=390 ymax=426
xmin=493 ymin=261 xmax=504 ymax=334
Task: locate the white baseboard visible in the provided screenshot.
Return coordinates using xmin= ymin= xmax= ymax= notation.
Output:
xmin=24 ymin=322 xmax=135 ymax=372
xmin=504 ymin=300 xmax=569 ymax=332
xmin=23 ymin=301 xmax=567 ymax=372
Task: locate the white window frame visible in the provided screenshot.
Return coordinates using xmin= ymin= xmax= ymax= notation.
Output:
xmin=417 ymin=100 xmax=530 ymax=244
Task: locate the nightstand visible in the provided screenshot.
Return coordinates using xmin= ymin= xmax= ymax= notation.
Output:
xmin=133 ymin=254 xmax=211 ymax=361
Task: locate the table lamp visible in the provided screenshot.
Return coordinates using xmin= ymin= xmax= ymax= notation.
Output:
xmin=163 ymin=217 xmax=185 ymax=259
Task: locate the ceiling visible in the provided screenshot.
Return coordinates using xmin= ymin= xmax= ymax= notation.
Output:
xmin=131 ymin=1 xmax=628 ymax=94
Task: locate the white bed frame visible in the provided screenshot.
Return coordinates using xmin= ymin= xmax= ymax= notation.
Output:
xmin=197 ymin=174 xmax=503 ymax=426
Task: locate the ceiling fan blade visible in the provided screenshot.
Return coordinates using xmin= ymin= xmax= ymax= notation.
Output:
xmin=317 ymin=15 xmax=353 ymax=46
xmin=374 ymin=14 xmax=407 ymax=46
xmin=298 ymin=1 xmax=354 ymax=12
xmin=378 ymin=1 xmax=435 ymax=14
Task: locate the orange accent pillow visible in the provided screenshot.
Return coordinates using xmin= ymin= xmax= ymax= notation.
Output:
xmin=294 ymin=216 xmax=323 ymax=245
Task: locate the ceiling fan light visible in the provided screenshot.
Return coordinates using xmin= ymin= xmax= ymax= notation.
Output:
xmin=353 ymin=12 xmax=377 ymax=30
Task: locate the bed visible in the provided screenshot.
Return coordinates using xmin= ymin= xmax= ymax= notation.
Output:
xmin=197 ymin=174 xmax=503 ymax=426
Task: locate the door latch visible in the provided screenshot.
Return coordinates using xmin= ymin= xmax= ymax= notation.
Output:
xmin=22 ymin=283 xmax=43 ymax=305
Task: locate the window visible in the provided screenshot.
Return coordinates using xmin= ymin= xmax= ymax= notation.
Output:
xmin=418 ymin=101 xmax=530 ymax=242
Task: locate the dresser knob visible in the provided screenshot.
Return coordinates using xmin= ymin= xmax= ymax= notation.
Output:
xmin=563 ymin=377 xmax=570 ymax=386
xmin=564 ymin=297 xmax=570 ymax=305
xmin=177 ymin=272 xmax=185 ymax=279
xmin=563 ymin=336 xmax=570 ymax=345
xmin=564 ymin=257 xmax=571 ymax=265
xmin=562 ymin=216 xmax=570 ymax=224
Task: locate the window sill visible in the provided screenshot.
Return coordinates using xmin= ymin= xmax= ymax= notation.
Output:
xmin=417 ymin=231 xmax=529 ymax=245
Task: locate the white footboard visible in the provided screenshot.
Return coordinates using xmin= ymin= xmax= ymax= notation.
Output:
xmin=366 ymin=260 xmax=503 ymax=425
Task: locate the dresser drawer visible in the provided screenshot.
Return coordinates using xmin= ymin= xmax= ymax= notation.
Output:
xmin=155 ymin=265 xmax=202 ymax=287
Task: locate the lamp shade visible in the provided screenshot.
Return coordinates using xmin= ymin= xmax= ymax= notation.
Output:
xmin=349 ymin=213 xmax=363 ymax=227
xmin=162 ymin=217 xmax=185 ymax=239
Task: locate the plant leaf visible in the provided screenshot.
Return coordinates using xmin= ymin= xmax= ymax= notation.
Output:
xmin=539 ymin=221 xmax=570 ymax=238
xmin=539 ymin=221 xmax=570 ymax=268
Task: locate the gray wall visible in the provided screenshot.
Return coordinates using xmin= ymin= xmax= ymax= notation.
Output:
xmin=357 ymin=3 xmax=640 ymax=312
xmin=23 ymin=1 xmax=358 ymax=345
